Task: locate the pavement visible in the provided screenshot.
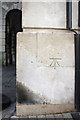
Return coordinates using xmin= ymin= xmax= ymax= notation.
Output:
xmin=2 ymin=65 xmax=80 ymax=119
xmin=2 ymin=65 xmax=16 ymax=103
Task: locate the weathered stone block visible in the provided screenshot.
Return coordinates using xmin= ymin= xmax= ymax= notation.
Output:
xmin=22 ymin=2 xmax=79 ymax=29
xmin=17 ymin=30 xmax=75 ymax=105
xmin=22 ymin=2 xmax=66 ymax=28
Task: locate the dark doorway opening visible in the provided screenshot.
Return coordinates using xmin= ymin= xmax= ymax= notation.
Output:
xmin=5 ymin=9 xmax=22 ymax=66
xmin=2 ymin=9 xmax=22 ymax=110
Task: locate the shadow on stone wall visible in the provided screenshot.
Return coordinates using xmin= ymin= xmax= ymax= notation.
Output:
xmin=16 ymin=81 xmax=50 ymax=105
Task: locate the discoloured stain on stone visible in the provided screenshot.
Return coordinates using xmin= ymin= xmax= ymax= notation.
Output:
xmin=17 ymin=81 xmax=51 ymax=104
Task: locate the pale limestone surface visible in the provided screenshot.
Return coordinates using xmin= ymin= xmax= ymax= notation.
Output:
xmin=17 ymin=30 xmax=75 ymax=104
xmin=22 ymin=2 xmax=79 ymax=29
xmin=0 ymin=2 xmax=2 ymax=52
xmin=22 ymin=2 xmax=66 ymax=28
xmin=22 ymin=0 xmax=78 ymax=2
xmin=72 ymin=2 xmax=78 ymax=29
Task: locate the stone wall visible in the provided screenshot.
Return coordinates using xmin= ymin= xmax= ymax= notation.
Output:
xmin=22 ymin=2 xmax=78 ymax=29
xmin=0 ymin=1 xmax=2 ymax=65
xmin=17 ymin=30 xmax=75 ymax=104
xmin=16 ymin=1 xmax=80 ymax=115
xmin=1 ymin=1 xmax=22 ymax=65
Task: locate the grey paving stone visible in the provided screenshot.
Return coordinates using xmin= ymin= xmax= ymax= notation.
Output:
xmin=46 ymin=114 xmax=55 ymax=118
xmin=37 ymin=118 xmax=46 ymax=120
xmin=19 ymin=116 xmax=29 ymax=118
xmin=28 ymin=115 xmax=37 ymax=118
xmin=71 ymin=112 xmax=80 ymax=120
xmin=11 ymin=116 xmax=19 ymax=118
xmin=11 ymin=118 xmax=19 ymax=120
xmin=19 ymin=118 xmax=31 ymax=120
xmin=45 ymin=114 xmax=56 ymax=120
xmin=2 ymin=103 xmax=15 ymax=118
xmin=62 ymin=113 xmax=73 ymax=118
xmin=54 ymin=113 xmax=64 ymax=119
xmin=2 ymin=65 xmax=16 ymax=105
xmin=37 ymin=115 xmax=46 ymax=118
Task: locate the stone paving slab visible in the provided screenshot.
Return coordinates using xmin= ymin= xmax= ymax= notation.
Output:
xmin=2 ymin=103 xmax=15 ymax=118
xmin=71 ymin=112 xmax=80 ymax=120
xmin=1 ymin=112 xmax=80 ymax=120
xmin=2 ymin=65 xmax=16 ymax=103
xmin=62 ymin=113 xmax=73 ymax=118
